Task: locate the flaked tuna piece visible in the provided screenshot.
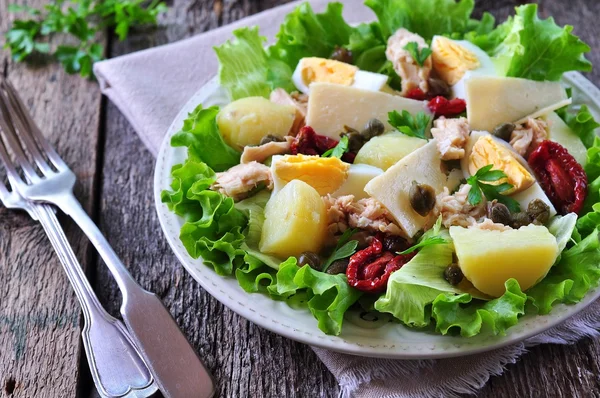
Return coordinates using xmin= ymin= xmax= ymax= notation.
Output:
xmin=240 ymin=136 xmax=293 ymax=164
xmin=510 ymin=118 xmax=548 ymax=158
xmin=431 ymin=117 xmax=470 ymax=160
xmin=270 ymin=89 xmax=308 ymax=136
xmin=211 ymin=161 xmax=272 ymax=201
xmin=386 ymin=28 xmax=432 ymax=96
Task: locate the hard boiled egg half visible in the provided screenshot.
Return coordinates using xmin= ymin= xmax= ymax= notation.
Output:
xmin=430 ymin=36 xmax=497 ymax=99
xmin=292 ymin=57 xmax=388 ymax=94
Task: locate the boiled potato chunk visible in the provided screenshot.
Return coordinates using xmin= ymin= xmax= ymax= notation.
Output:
xmin=217 ymin=97 xmax=296 ymax=149
xmin=450 ymin=225 xmax=559 ymax=297
xmin=259 ymin=180 xmax=327 ymax=258
xmin=355 ymin=132 xmax=427 ymax=170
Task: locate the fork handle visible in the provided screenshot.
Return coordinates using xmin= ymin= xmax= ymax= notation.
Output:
xmin=35 ymin=204 xmax=157 ymax=398
xmin=57 ymin=194 xmax=215 ymax=398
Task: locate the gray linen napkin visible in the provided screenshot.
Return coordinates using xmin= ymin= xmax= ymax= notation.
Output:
xmin=94 ymin=1 xmax=600 ymax=396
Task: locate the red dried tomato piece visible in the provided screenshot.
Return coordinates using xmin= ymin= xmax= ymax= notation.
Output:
xmin=405 ymin=88 xmax=427 ymax=101
xmin=427 ymin=96 xmax=466 ymax=118
xmin=346 ymin=236 xmax=416 ymax=293
xmin=528 ymin=140 xmax=587 ymax=215
xmin=291 ymin=126 xmax=356 ymax=163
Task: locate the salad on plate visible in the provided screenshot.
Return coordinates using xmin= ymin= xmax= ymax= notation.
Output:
xmin=161 ymin=0 xmax=600 ymax=337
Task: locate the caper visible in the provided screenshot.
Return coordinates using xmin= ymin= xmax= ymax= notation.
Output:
xmin=342 ymin=127 xmax=366 ymax=152
xmin=444 ymin=264 xmax=464 ymax=286
xmin=383 ymin=235 xmax=409 ymax=253
xmin=527 ymin=199 xmax=551 ymax=225
xmin=259 ymin=134 xmax=286 ymax=145
xmin=428 ymin=77 xmax=451 ymax=98
xmin=409 ymin=181 xmax=436 ymax=217
xmin=360 ymin=118 xmax=385 ymax=140
xmin=492 ymin=123 xmax=516 ymax=142
xmin=330 ymin=46 xmax=353 ymax=64
xmin=511 ymin=212 xmax=532 ymax=229
xmin=488 ymin=201 xmax=512 ymax=225
xmin=297 ymin=251 xmax=321 ymax=271
xmin=326 ymin=259 xmax=349 ymax=275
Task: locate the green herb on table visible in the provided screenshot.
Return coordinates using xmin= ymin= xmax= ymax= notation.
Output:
xmin=467 ymin=165 xmax=521 ymax=212
xmin=4 ymin=0 xmax=167 ymax=78
xmin=322 ymin=135 xmax=349 ymax=159
xmin=388 ymin=110 xmax=431 ymax=139
xmin=403 ymin=42 xmax=432 ymax=67
xmin=322 ymin=228 xmax=358 ymax=272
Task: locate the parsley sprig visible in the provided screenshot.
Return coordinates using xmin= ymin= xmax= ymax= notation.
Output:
xmin=322 ymin=135 xmax=349 ymax=159
xmin=388 ymin=110 xmax=431 ymax=139
xmin=467 ymin=165 xmax=521 ymax=212
xmin=398 ymin=235 xmax=446 ymax=255
xmin=403 ymin=42 xmax=432 ymax=67
xmin=4 ymin=0 xmax=167 ymax=78
xmin=322 ymin=228 xmax=358 ymax=272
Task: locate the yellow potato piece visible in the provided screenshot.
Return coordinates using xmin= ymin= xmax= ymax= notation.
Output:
xmin=450 ymin=225 xmax=559 ymax=298
xmin=432 ymin=36 xmax=480 ymax=85
xmin=469 ymin=135 xmax=534 ymax=194
xmin=272 ymin=154 xmax=349 ymax=196
xmin=259 ymin=180 xmax=327 ymax=258
xmin=217 ymin=97 xmax=296 ymax=149
xmin=354 ymin=132 xmax=427 ymax=171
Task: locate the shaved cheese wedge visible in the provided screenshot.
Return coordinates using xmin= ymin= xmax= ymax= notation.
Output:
xmin=513 ymin=98 xmax=572 ymax=125
xmin=465 ymin=77 xmax=568 ymax=132
xmin=365 ymin=140 xmax=452 ymax=238
xmin=306 ymin=83 xmax=431 ymax=139
xmin=543 ymin=112 xmax=588 ymax=165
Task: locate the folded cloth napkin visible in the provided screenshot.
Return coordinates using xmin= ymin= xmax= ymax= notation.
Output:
xmin=94 ymin=1 xmax=600 ymax=396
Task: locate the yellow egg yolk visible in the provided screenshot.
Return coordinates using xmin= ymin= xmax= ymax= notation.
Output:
xmin=300 ymin=58 xmax=358 ymax=87
xmin=468 ymin=136 xmax=534 ymax=194
xmin=432 ymin=37 xmax=480 ymax=86
xmin=272 ymin=154 xmax=350 ymax=195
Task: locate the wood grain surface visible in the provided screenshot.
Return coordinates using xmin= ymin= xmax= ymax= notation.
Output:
xmin=1 ymin=0 xmax=600 ymax=397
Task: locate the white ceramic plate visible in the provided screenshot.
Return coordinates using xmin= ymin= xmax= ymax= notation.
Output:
xmin=154 ymin=72 xmax=600 ymax=359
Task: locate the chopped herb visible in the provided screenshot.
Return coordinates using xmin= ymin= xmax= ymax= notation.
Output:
xmin=388 ymin=110 xmax=431 ymax=139
xmin=398 ymin=235 xmax=447 ymax=255
xmin=322 ymin=135 xmax=349 ymax=158
xmin=467 ymin=165 xmax=521 ymax=212
xmin=403 ymin=42 xmax=432 ymax=67
xmin=322 ymin=228 xmax=359 ymax=272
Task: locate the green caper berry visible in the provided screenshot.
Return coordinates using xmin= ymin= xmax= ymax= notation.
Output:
xmin=511 ymin=212 xmax=532 ymax=229
xmin=409 ymin=181 xmax=436 ymax=217
xmin=259 ymin=134 xmax=286 ymax=145
xmin=527 ymin=199 xmax=551 ymax=225
xmin=489 ymin=202 xmax=512 ymax=225
xmin=297 ymin=251 xmax=321 ymax=271
xmin=360 ymin=118 xmax=385 ymax=140
xmin=342 ymin=127 xmax=366 ymax=152
xmin=326 ymin=259 xmax=349 ymax=275
xmin=428 ymin=77 xmax=451 ymax=98
xmin=492 ymin=123 xmax=516 ymax=141
xmin=444 ymin=264 xmax=464 ymax=286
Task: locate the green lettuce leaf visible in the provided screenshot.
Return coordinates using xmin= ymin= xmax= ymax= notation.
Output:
xmin=269 ymin=2 xmax=354 ymax=70
xmin=214 ymin=27 xmax=294 ymax=100
xmin=364 ymin=0 xmax=475 ymax=40
xmin=170 ymin=105 xmax=240 ymax=172
xmin=432 ymin=279 xmax=527 ymax=337
xmin=268 ymin=260 xmax=363 ymax=335
xmin=235 ymin=253 xmax=277 ymax=294
xmin=161 ymin=159 xmax=215 ymax=220
xmin=560 ymin=105 xmax=600 ymax=149
xmin=488 ymin=4 xmax=592 ymax=80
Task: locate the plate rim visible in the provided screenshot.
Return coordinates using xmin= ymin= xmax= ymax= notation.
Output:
xmin=153 ymin=71 xmax=600 ymax=359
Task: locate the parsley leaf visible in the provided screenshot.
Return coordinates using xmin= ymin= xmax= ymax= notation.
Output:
xmin=322 ymin=228 xmax=359 ymax=272
xmin=466 ymin=165 xmax=521 ymax=212
xmin=388 ymin=110 xmax=431 ymax=139
xmin=398 ymin=235 xmax=447 ymax=255
xmin=322 ymin=135 xmax=349 ymax=159
xmin=403 ymin=41 xmax=432 ymax=67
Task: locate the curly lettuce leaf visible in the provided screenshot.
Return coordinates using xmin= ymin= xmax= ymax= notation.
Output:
xmin=170 ymin=105 xmax=240 ymax=172
xmin=559 ymin=105 xmax=600 ymax=150
xmin=364 ymin=0 xmax=475 ymax=40
xmin=486 ymin=4 xmax=591 ymax=81
xmin=214 ymin=27 xmax=295 ymax=100
xmin=235 ymin=253 xmax=277 ymax=294
xmin=268 ymin=259 xmax=363 ymax=335
xmin=161 ymin=160 xmax=215 ymax=220
xmin=432 ymin=279 xmax=527 ymax=337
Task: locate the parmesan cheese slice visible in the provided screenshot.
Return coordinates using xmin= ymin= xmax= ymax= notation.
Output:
xmin=364 ymin=140 xmax=449 ymax=238
xmin=465 ymin=76 xmax=568 ymax=132
xmin=305 ymin=83 xmax=431 ymax=139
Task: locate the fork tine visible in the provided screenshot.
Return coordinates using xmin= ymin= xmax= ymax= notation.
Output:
xmin=0 ymin=80 xmax=66 ymax=171
xmin=0 ymin=91 xmax=40 ymax=184
xmin=0 ymin=81 xmax=55 ymax=176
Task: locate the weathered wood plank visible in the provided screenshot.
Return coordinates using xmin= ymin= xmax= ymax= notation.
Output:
xmin=0 ymin=1 xmax=103 ymax=397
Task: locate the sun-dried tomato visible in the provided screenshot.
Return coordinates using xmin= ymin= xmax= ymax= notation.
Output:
xmin=528 ymin=140 xmax=588 ymax=215
xmin=346 ymin=235 xmax=416 ymax=293
xmin=405 ymin=88 xmax=427 ymax=101
xmin=427 ymin=96 xmax=466 ymax=118
xmin=291 ymin=126 xmax=356 ymax=163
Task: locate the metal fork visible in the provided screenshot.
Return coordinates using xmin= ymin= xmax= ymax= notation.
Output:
xmin=0 ymin=146 xmax=157 ymax=397
xmin=0 ymin=79 xmax=215 ymax=398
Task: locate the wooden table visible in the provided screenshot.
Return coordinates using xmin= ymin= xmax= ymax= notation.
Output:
xmin=1 ymin=0 xmax=600 ymax=396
